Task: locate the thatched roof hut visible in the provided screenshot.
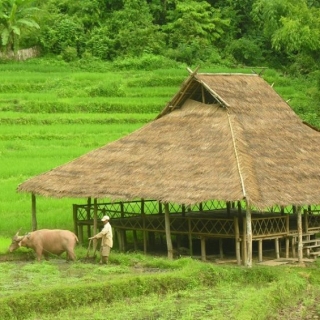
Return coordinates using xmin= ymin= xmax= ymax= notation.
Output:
xmin=18 ymin=71 xmax=320 ymax=209
xmin=17 ymin=69 xmax=320 ymax=266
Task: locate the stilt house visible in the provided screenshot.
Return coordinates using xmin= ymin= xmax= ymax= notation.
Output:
xmin=17 ymin=69 xmax=320 ymax=266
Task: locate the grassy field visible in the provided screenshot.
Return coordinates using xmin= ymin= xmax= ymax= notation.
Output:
xmin=1 ymin=249 xmax=320 ymax=320
xmin=1 ymin=58 xmax=320 ymax=319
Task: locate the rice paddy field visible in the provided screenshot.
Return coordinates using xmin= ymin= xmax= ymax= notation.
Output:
xmin=1 ymin=58 xmax=320 ymax=319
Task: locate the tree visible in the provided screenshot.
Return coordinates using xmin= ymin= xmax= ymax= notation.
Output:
xmin=0 ymin=0 xmax=40 ymax=53
xmin=252 ymin=0 xmax=320 ymax=73
xmin=163 ymin=0 xmax=229 ymax=63
xmin=107 ymin=0 xmax=165 ymax=57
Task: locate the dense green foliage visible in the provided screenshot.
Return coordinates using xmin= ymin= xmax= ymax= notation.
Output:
xmin=1 ymin=0 xmax=320 ymax=77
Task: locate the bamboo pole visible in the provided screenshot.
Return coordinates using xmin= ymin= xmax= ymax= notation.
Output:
xmin=164 ymin=203 xmax=173 ymax=259
xmin=258 ymin=240 xmax=263 ymax=262
xmin=188 ymin=217 xmax=193 ymax=256
xmin=297 ymin=206 xmax=303 ymax=264
xmin=31 ymin=193 xmax=37 ymax=231
xmin=201 ymin=237 xmax=206 ymax=261
xmin=304 ymin=209 xmax=308 ymax=234
xmin=219 ymin=239 xmax=223 ymax=259
xmin=93 ymin=198 xmax=98 ymax=252
xmin=242 ymin=217 xmax=247 ymax=265
xmin=142 ymin=200 xmax=147 ymax=254
xmin=245 ymin=201 xmax=252 ymax=267
xmin=285 ymin=237 xmax=289 ymax=258
xmin=234 ymin=217 xmax=241 ymax=265
xmin=133 ymin=230 xmax=138 ymax=251
xmin=275 ymin=238 xmax=280 ymax=259
xmin=93 ymin=198 xmax=98 ymax=235
xmin=73 ymin=204 xmax=78 ymax=237
xmin=87 ymin=197 xmax=91 ymax=238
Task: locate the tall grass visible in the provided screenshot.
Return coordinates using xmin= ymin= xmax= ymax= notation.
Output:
xmin=0 ymin=254 xmax=318 ymax=320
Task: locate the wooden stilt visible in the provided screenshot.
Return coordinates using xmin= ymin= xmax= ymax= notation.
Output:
xmin=79 ymin=225 xmax=83 ymax=244
xmin=297 ymin=207 xmax=303 ymax=263
xmin=143 ymin=230 xmax=147 ymax=254
xmin=275 ymin=238 xmax=280 ymax=259
xmin=31 ymin=193 xmax=37 ymax=231
xmin=258 ymin=240 xmax=263 ymax=262
xmin=133 ymin=230 xmax=138 ymax=251
xmin=164 ymin=203 xmax=173 ymax=259
xmin=87 ymin=197 xmax=92 ymax=238
xmin=142 ymin=202 xmax=147 ymax=254
xmin=188 ymin=218 xmax=193 ymax=256
xmin=73 ymin=204 xmax=78 ymax=238
xmin=242 ymin=217 xmax=247 ymax=265
xmin=234 ymin=217 xmax=241 ymax=265
xmin=245 ymin=201 xmax=252 ymax=267
xmin=219 ymin=239 xmax=223 ymax=259
xmin=201 ymin=237 xmax=206 ymax=261
xmin=93 ymin=198 xmax=98 ymax=251
xmin=285 ymin=237 xmax=289 ymax=258
xmin=93 ymin=198 xmax=98 ymax=235
xmin=116 ymin=230 xmax=122 ymax=252
xmin=292 ymin=237 xmax=296 ymax=258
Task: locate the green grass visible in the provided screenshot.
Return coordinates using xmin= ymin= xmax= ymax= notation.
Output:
xmin=0 ymin=252 xmax=319 ymax=320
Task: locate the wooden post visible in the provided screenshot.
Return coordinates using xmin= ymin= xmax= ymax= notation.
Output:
xmin=73 ymin=204 xmax=78 ymax=237
xmin=87 ymin=197 xmax=92 ymax=238
xmin=275 ymin=238 xmax=280 ymax=259
xmin=142 ymin=200 xmax=147 ymax=254
xmin=237 ymin=201 xmax=242 ymax=217
xmin=93 ymin=198 xmax=98 ymax=235
xmin=245 ymin=201 xmax=252 ymax=267
xmin=258 ymin=240 xmax=263 ymax=262
xmin=219 ymin=239 xmax=223 ymax=259
xmin=297 ymin=206 xmax=303 ymax=264
xmin=234 ymin=217 xmax=241 ymax=265
xmin=93 ymin=198 xmax=98 ymax=251
xmin=116 ymin=230 xmax=122 ymax=252
xmin=182 ymin=204 xmax=186 ymax=217
xmin=31 ymin=193 xmax=37 ymax=231
xmin=79 ymin=225 xmax=83 ymax=244
xmin=133 ymin=230 xmax=138 ymax=251
xmin=188 ymin=217 xmax=193 ymax=256
xmin=285 ymin=237 xmax=289 ymax=258
xmin=304 ymin=209 xmax=308 ymax=234
xmin=227 ymin=201 xmax=231 ymax=217
xmin=201 ymin=237 xmax=206 ymax=261
xmin=242 ymin=217 xmax=247 ymax=265
xmin=164 ymin=203 xmax=173 ymax=259
xmin=292 ymin=237 xmax=296 ymax=258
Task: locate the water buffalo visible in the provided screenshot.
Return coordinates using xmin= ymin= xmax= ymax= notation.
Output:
xmin=9 ymin=229 xmax=78 ymax=261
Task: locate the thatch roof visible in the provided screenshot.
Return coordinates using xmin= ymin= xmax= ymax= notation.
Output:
xmin=17 ymin=72 xmax=320 ymax=209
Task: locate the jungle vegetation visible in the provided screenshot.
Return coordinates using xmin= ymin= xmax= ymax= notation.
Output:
xmin=0 ymin=0 xmax=320 ymax=76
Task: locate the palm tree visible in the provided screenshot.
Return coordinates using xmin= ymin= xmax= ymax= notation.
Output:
xmin=0 ymin=0 xmax=40 ymax=53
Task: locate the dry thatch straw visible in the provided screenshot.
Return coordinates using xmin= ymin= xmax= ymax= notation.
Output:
xmin=17 ymin=72 xmax=320 ymax=209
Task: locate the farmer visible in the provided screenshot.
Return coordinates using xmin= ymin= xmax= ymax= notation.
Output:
xmin=89 ymin=215 xmax=113 ymax=264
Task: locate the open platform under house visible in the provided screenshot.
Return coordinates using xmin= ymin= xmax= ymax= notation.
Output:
xmin=17 ymin=68 xmax=320 ymax=267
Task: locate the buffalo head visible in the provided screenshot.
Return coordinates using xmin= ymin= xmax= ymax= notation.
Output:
xmin=8 ymin=229 xmax=25 ymax=252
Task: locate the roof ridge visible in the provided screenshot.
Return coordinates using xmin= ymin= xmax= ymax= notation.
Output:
xmin=227 ymin=111 xmax=246 ymax=198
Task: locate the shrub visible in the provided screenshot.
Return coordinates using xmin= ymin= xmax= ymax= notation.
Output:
xmin=226 ymin=38 xmax=264 ymax=66
xmin=61 ymin=47 xmax=78 ymax=62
